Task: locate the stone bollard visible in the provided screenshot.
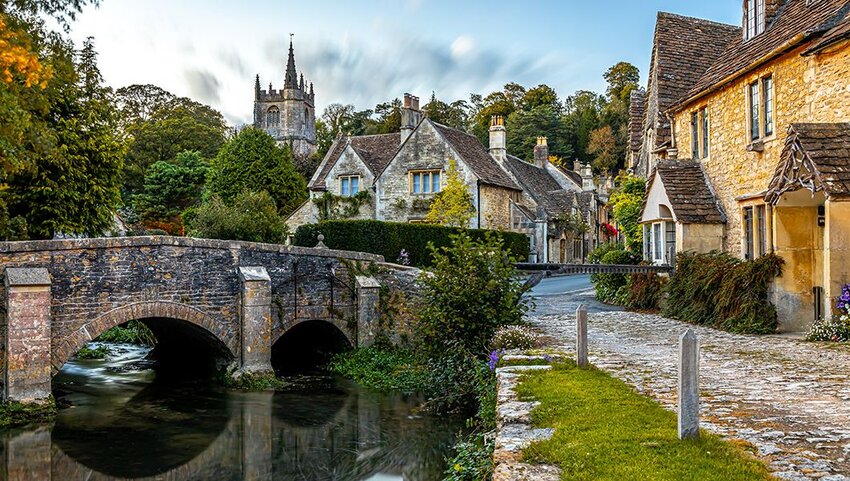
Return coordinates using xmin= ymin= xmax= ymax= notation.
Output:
xmin=678 ymin=329 xmax=700 ymax=440
xmin=576 ymin=304 xmax=588 ymax=368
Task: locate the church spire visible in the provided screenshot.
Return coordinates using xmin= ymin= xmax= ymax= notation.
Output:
xmin=254 ymin=74 xmax=261 ymax=100
xmin=284 ymin=34 xmax=298 ymax=89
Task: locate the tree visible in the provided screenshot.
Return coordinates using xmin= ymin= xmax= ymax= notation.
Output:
xmin=608 ymin=173 xmax=646 ymax=252
xmin=4 ymin=36 xmax=124 ymax=239
xmin=186 ymin=190 xmax=287 ymax=244
xmin=423 ymin=92 xmax=469 ymax=130
xmin=506 ymin=105 xmax=571 ymax=161
xmin=116 ymin=84 xmax=228 ymax=198
xmin=521 ymin=84 xmax=560 ymax=112
xmin=587 ymin=125 xmax=618 ymax=174
xmin=2 ymin=0 xmax=99 ymax=29
xmin=604 ymin=62 xmax=640 ymax=103
xmin=314 ymin=119 xmax=333 ymax=159
xmin=322 ymin=103 xmax=356 ymax=136
xmin=425 ymin=160 xmax=474 ymax=227
xmin=133 ymin=150 xmax=207 ymax=228
xmin=207 ymin=127 xmax=307 ymax=216
xmin=562 ymin=90 xmax=604 ymax=165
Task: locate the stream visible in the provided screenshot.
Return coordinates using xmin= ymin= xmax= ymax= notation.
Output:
xmin=1 ymin=342 xmax=464 ymax=481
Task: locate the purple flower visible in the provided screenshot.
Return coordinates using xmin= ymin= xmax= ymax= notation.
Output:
xmin=397 ymin=249 xmax=410 ymax=266
xmin=488 ymin=350 xmax=504 ymax=371
xmin=543 ymin=354 xmax=552 ymax=363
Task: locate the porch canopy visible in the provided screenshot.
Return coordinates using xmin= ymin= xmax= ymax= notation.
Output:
xmin=766 ymin=123 xmax=850 ymax=204
xmin=640 ymin=160 xmax=726 ymax=225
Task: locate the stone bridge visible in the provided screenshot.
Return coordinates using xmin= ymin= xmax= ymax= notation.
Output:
xmin=0 ymin=236 xmax=390 ymax=403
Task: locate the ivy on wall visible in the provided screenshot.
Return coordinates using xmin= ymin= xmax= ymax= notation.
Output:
xmin=313 ymin=190 xmax=373 ymax=221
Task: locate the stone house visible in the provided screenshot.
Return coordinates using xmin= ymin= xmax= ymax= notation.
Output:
xmin=635 ymin=0 xmax=850 ymax=332
xmin=288 ymin=94 xmax=603 ymax=263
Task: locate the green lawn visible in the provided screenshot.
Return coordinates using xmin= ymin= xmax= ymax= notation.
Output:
xmin=516 ymin=362 xmax=772 ymax=481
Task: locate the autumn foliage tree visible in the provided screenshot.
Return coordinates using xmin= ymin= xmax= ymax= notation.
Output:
xmin=425 ymin=160 xmax=475 ymax=228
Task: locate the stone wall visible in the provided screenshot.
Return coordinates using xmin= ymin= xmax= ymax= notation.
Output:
xmin=479 ymin=185 xmax=513 ymax=230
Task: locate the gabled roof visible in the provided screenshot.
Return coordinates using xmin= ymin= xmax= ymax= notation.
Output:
xmin=644 ymin=161 xmax=726 ymax=224
xmin=629 ymin=89 xmax=647 ymax=154
xmin=432 ymin=123 xmax=520 ymax=190
xmin=553 ymin=164 xmax=583 ymax=187
xmin=648 ymin=12 xmax=740 ymax=147
xmin=503 ymin=155 xmax=573 ymax=216
xmin=766 ymin=123 xmax=850 ymax=203
xmin=308 ymin=133 xmax=400 ymax=190
xmin=675 ymin=0 xmax=850 ymax=110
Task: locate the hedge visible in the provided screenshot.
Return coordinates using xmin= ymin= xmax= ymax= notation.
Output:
xmin=664 ymin=251 xmax=784 ymax=334
xmin=293 ymin=220 xmax=529 ymax=267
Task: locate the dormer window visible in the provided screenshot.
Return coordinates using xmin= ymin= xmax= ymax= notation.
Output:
xmin=745 ymin=0 xmax=766 ymax=40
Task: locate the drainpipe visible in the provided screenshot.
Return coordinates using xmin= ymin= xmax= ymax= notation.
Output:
xmin=543 ymin=221 xmax=549 ymax=263
xmin=476 ymin=180 xmax=482 ymax=229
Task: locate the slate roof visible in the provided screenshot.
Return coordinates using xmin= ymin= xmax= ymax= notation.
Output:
xmin=554 ymin=164 xmax=582 ymax=186
xmin=503 ymin=155 xmax=573 ymax=216
xmin=629 ymin=89 xmax=647 ymax=154
xmin=766 ymin=123 xmax=850 ymax=203
xmin=675 ymin=0 xmax=850 ymax=110
xmin=309 ymin=133 xmax=400 ymax=190
xmin=648 ymin=13 xmax=740 ymax=147
xmin=646 ymin=161 xmax=726 ymax=224
xmin=433 ymin=123 xmax=520 ymax=190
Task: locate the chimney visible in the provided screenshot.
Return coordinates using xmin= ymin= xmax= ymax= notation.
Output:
xmin=401 ymin=93 xmax=421 ymax=144
xmin=581 ymin=163 xmax=595 ymax=192
xmin=489 ymin=115 xmax=506 ymax=162
xmin=533 ymin=137 xmax=549 ymax=169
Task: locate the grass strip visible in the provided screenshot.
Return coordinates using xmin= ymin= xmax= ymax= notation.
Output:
xmin=516 ymin=362 xmax=771 ymax=481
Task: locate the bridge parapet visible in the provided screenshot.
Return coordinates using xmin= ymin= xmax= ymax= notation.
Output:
xmin=516 ymin=263 xmax=674 ymax=276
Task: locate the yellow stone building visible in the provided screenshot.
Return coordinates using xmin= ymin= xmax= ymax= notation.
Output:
xmin=637 ymin=0 xmax=850 ymax=331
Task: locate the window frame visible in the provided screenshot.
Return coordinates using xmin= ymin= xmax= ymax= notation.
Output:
xmin=756 ymin=204 xmax=767 ymax=257
xmin=701 ymin=107 xmax=709 ymax=158
xmin=743 ymin=206 xmax=755 ymax=260
xmin=266 ymin=106 xmax=281 ymax=127
xmin=747 ymin=74 xmax=775 ymax=143
xmin=408 ymin=169 xmax=443 ymax=194
xmin=691 ymin=111 xmax=700 ymax=159
xmin=338 ymin=175 xmax=361 ymax=197
xmin=762 ymin=75 xmax=774 ymax=137
xmin=749 ymin=81 xmax=761 ymax=142
xmin=745 ymin=0 xmax=765 ymax=40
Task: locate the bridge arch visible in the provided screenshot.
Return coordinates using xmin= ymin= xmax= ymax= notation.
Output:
xmin=52 ymin=301 xmax=238 ymax=374
xmin=272 ymin=319 xmax=353 ymax=373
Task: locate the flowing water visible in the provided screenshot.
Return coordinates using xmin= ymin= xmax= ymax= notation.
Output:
xmin=1 ymin=343 xmax=464 ymax=481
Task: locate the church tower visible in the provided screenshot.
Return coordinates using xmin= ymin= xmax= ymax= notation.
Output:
xmin=253 ymin=38 xmax=317 ymax=157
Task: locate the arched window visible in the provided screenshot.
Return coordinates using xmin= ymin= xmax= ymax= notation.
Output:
xmin=267 ymin=106 xmax=280 ymax=127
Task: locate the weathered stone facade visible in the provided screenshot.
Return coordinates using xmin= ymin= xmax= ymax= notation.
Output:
xmin=638 ymin=0 xmax=850 ymax=331
xmin=0 ymin=236 xmax=391 ymax=402
xmin=253 ymin=40 xmax=316 ymax=157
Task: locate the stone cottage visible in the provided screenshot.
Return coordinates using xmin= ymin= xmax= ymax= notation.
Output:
xmin=288 ymin=94 xmax=603 ymax=263
xmin=634 ymin=0 xmax=850 ymax=332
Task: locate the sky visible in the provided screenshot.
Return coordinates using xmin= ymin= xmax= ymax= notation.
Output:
xmin=65 ymin=1 xmax=743 ymax=126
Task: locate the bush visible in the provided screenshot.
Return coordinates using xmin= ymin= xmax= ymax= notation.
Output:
xmin=76 ymin=344 xmax=110 ymax=360
xmin=96 ymin=321 xmax=156 ymax=345
xmin=327 ymin=346 xmax=427 ymax=393
xmin=416 ymin=233 xmax=530 ymax=359
xmin=588 ymin=242 xmax=640 ymax=304
xmin=490 ymin=325 xmax=540 ymax=351
xmin=806 ymin=283 xmax=850 ymax=342
xmin=806 ymin=315 xmax=850 ymax=342
xmin=186 ymin=190 xmax=288 ymax=244
xmin=292 ymin=219 xmax=529 ymax=267
xmin=664 ymin=251 xmax=784 ymax=334
xmin=445 ymin=432 xmax=495 ymax=481
xmin=626 ymin=272 xmax=666 ymax=311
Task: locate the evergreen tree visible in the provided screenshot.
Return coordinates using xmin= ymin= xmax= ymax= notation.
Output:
xmin=133 ymin=150 xmax=208 ymax=227
xmin=207 ymin=128 xmax=307 ymax=216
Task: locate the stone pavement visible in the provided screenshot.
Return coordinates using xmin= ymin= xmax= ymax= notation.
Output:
xmin=530 ymin=297 xmax=850 ymax=480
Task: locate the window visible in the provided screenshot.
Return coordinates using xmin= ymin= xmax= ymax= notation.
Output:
xmin=763 ymin=76 xmax=774 ymax=136
xmin=688 ymin=112 xmax=699 ymax=159
xmin=743 ymin=207 xmax=755 ymax=260
xmin=756 ymin=204 xmax=767 ymax=256
xmin=652 ymin=223 xmax=663 ymax=263
xmin=748 ymin=75 xmax=775 ymax=142
xmin=267 ymin=106 xmax=280 ymax=127
xmin=689 ymin=107 xmax=710 ymax=159
xmin=749 ymin=82 xmax=760 ymax=141
xmin=409 ymin=170 xmax=442 ymax=194
xmin=339 ymin=175 xmax=360 ymax=197
xmin=745 ymin=0 xmax=765 ymax=40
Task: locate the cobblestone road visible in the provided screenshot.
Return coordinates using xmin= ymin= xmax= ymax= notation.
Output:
xmin=530 ymin=293 xmax=850 ymax=480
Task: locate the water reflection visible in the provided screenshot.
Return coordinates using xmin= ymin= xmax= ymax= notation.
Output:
xmin=1 ymin=344 xmax=461 ymax=481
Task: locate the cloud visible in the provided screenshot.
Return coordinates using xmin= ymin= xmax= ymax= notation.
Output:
xmin=260 ymin=34 xmax=555 ymax=114
xmin=450 ymin=36 xmax=474 ymax=58
xmin=183 ymin=69 xmax=221 ymax=104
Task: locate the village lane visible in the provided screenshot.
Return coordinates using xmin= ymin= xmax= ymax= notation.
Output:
xmin=529 ymin=281 xmax=850 ymax=480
